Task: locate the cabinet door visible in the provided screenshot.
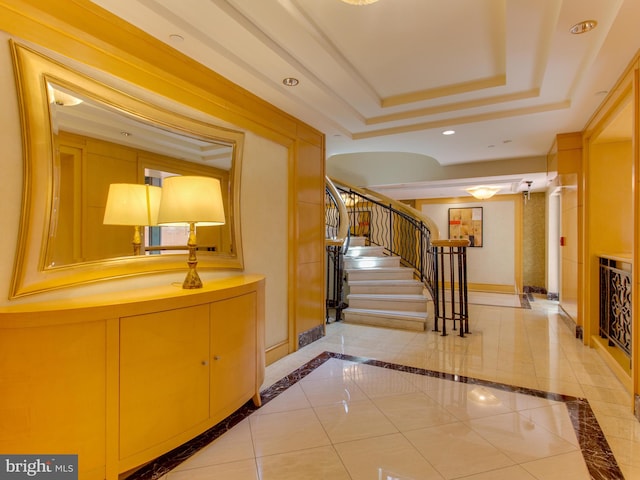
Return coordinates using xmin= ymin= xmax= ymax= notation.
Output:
xmin=210 ymin=293 xmax=257 ymax=419
xmin=0 ymin=321 xmax=106 ymax=479
xmin=119 ymin=304 xmax=210 ymax=461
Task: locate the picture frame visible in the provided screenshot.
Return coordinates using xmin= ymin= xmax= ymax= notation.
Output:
xmin=448 ymin=207 xmax=483 ymax=247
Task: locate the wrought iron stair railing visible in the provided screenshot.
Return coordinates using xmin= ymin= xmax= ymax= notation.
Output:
xmin=325 ymin=177 xmax=439 ymax=322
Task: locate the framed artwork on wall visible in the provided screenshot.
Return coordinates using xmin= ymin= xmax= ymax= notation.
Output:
xmin=449 ymin=207 xmax=483 ymax=247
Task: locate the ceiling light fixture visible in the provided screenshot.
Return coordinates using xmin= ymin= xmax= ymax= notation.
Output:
xmin=466 ymin=186 xmax=500 ymax=200
xmin=442 ymin=130 xmax=455 ymax=135
xmin=340 ymin=0 xmax=379 ymax=5
xmin=570 ymin=20 xmax=597 ymax=34
xmin=282 ymin=77 xmax=299 ymax=87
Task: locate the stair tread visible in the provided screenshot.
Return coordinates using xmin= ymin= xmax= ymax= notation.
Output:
xmin=348 ymin=279 xmax=422 ymax=285
xmin=346 ymin=248 xmax=388 ymax=252
xmin=344 ymin=255 xmax=398 ymax=260
xmin=347 ymin=293 xmax=427 ymax=300
xmin=346 ymin=266 xmax=409 ymax=272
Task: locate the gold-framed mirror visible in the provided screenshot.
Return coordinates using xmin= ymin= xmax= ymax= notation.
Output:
xmin=10 ymin=42 xmax=244 ymax=297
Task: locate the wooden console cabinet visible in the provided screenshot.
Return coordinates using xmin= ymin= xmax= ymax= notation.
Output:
xmin=0 ymin=275 xmax=265 ymax=479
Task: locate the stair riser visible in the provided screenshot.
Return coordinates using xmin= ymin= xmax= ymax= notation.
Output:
xmin=344 ymin=257 xmax=400 ymax=269
xmin=349 ymin=285 xmax=424 ymax=295
xmin=349 ymin=237 xmax=367 ymax=247
xmin=347 ymin=271 xmax=414 ymax=281
xmin=346 ymin=246 xmax=385 ymax=257
xmin=347 ymin=298 xmax=427 ymax=312
xmin=343 ymin=312 xmax=426 ymax=331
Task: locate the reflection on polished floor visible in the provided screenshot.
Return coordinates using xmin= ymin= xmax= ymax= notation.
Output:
xmin=157 ymin=295 xmax=637 ymax=479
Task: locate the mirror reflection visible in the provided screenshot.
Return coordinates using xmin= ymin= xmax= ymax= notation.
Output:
xmin=10 ymin=42 xmax=244 ymax=297
xmin=47 ymin=82 xmax=235 ymax=268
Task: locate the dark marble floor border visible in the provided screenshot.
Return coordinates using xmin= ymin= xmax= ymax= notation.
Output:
xmin=127 ymin=351 xmax=623 ymax=480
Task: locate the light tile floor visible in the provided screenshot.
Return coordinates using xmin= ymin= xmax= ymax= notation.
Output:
xmin=163 ymin=296 xmax=639 ymax=479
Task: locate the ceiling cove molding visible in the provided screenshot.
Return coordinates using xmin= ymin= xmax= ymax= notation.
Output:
xmin=381 ymin=74 xmax=506 ymax=108
xmin=367 ymin=88 xmax=541 ymax=125
xmin=354 ymin=100 xmax=571 ymax=139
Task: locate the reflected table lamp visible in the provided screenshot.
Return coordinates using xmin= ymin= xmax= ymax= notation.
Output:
xmin=103 ymin=183 xmax=161 ymax=255
xmin=157 ymin=175 xmax=225 ymax=289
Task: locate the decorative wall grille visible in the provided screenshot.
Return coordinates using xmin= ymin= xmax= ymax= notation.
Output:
xmin=599 ymin=257 xmax=632 ymax=358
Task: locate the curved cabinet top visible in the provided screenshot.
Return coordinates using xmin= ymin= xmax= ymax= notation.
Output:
xmin=0 ymin=274 xmax=265 ymax=327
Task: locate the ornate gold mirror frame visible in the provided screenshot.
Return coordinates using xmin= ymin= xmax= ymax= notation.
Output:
xmin=10 ymin=42 xmax=244 ymax=297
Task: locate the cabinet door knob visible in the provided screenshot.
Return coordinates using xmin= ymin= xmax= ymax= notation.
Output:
xmin=201 ymin=360 xmax=209 ymax=366
xmin=213 ymin=355 xmax=221 ymax=361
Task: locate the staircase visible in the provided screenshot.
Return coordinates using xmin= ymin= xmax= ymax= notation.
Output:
xmin=342 ymin=237 xmax=428 ymax=331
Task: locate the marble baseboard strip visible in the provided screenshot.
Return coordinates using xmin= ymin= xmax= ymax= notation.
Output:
xmin=127 ymin=351 xmax=623 ymax=480
xmin=519 ymin=293 xmax=532 ymax=309
xmin=523 ymin=285 xmax=547 ymax=295
xmin=298 ymin=324 xmax=324 ymax=349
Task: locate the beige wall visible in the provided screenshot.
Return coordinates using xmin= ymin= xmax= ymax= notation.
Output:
xmin=241 ymin=133 xmax=289 ymax=349
xmin=553 ymin=133 xmax=582 ymax=324
xmin=418 ymin=196 xmax=521 ymax=293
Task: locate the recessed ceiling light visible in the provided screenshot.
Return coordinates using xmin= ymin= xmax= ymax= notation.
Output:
xmin=169 ymin=34 xmax=184 ymax=42
xmin=120 ymin=131 xmax=132 ymax=137
xmin=442 ymin=130 xmax=455 ymax=135
xmin=282 ymin=77 xmax=299 ymax=87
xmin=570 ymin=20 xmax=597 ymax=34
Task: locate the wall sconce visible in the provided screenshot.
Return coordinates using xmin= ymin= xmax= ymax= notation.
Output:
xmin=466 ymin=186 xmax=500 ymax=200
xmin=103 ymin=183 xmax=161 ymax=255
xmin=157 ymin=176 xmax=225 ymax=289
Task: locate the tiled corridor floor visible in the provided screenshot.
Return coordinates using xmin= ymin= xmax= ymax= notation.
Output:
xmin=149 ymin=296 xmax=638 ymax=479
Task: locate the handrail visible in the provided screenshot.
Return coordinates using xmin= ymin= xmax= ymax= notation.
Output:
xmin=325 ymin=176 xmax=350 ymax=246
xmin=324 ymin=177 xmax=350 ymax=322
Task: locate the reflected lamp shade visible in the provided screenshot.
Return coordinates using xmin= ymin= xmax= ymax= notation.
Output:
xmin=103 ymin=183 xmax=161 ymax=226
xmin=157 ymin=176 xmax=225 ymax=226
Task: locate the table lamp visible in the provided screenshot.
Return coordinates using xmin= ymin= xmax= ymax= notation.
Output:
xmin=157 ymin=175 xmax=225 ymax=289
xmin=103 ymin=183 xmax=161 ymax=255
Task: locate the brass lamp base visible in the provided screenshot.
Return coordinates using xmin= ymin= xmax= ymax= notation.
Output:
xmin=182 ymin=260 xmax=203 ymax=289
xmin=182 ymin=222 xmax=203 ymax=289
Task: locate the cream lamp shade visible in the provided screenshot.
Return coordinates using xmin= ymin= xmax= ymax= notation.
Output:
xmin=157 ymin=176 xmax=225 ymax=226
xmin=103 ymin=183 xmax=161 ymax=227
xmin=466 ymin=186 xmax=500 ymax=200
xmin=157 ymin=176 xmax=225 ymax=289
xmin=103 ymin=183 xmax=161 ymax=256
